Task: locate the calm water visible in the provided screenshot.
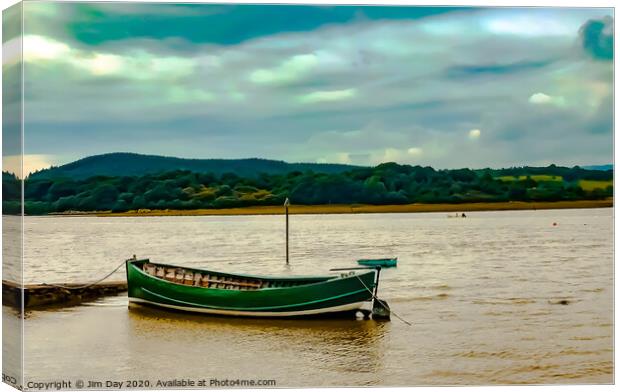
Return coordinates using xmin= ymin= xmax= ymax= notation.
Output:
xmin=4 ymin=208 xmax=614 ymax=386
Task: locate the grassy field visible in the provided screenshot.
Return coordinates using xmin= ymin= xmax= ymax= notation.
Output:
xmin=67 ymin=199 xmax=616 ymax=217
xmin=497 ymin=175 xmax=563 ymax=182
xmin=497 ymin=176 xmax=612 ymax=191
xmin=578 ymin=180 xmax=613 ymax=191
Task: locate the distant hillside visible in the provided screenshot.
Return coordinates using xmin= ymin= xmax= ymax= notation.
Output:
xmin=582 ymin=164 xmax=613 ymax=171
xmin=29 ymin=153 xmax=361 ymax=180
xmin=5 ymin=160 xmax=612 ymax=215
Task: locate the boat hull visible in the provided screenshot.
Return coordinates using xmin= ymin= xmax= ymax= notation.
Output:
xmin=357 ymin=258 xmax=397 ymax=267
xmin=126 ymin=260 xmax=376 ymax=318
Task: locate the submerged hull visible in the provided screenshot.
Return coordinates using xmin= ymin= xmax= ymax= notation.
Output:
xmin=126 ymin=259 xmax=376 ymax=317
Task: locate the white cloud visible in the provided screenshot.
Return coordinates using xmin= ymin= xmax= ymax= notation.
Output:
xmin=529 ymin=92 xmax=552 ymax=104
xmin=407 ymin=147 xmax=423 ymax=156
xmin=72 ymin=51 xmax=195 ymax=80
xmin=77 ymin=53 xmax=124 ymax=75
xmin=298 ymin=88 xmax=356 ymax=104
xmin=21 ymin=35 xmax=195 ymax=80
xmin=335 ymin=153 xmax=352 ymax=164
xmin=482 ymin=9 xmax=610 ymax=37
xmin=382 ymin=148 xmax=404 ymax=162
xmin=249 ymin=53 xmax=318 ymax=85
xmin=369 ymin=147 xmax=424 ymax=165
xmin=528 ymin=92 xmax=567 ymax=107
xmin=23 ymin=35 xmax=70 ymax=61
xmin=485 ymin=16 xmax=573 ymax=37
xmin=468 ymin=129 xmax=481 ymax=139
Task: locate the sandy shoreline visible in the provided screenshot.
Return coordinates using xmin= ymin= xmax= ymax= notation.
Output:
xmin=44 ymin=199 xmax=614 ymax=217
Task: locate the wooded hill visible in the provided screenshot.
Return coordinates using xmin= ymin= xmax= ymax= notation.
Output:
xmin=28 ymin=153 xmax=359 ymax=180
xmin=2 ymin=157 xmax=613 ymax=215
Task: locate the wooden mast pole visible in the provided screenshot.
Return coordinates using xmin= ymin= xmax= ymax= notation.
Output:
xmin=284 ymin=197 xmax=290 ymax=265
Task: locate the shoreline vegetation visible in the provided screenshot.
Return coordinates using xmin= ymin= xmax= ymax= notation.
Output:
xmin=47 ymin=199 xmax=613 ymax=217
xmin=4 ymin=156 xmax=613 ymax=216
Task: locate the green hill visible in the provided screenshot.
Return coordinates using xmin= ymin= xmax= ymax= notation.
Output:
xmin=28 ymin=152 xmax=361 ymax=180
xmin=3 ymin=159 xmax=612 ymax=215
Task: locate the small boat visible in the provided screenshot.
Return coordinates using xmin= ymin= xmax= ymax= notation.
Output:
xmin=126 ymin=258 xmax=379 ymax=318
xmin=357 ymin=258 xmax=397 ymax=268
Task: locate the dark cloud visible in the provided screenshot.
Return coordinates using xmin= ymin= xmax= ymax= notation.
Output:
xmin=14 ymin=5 xmax=613 ymax=169
xmin=579 ymin=16 xmax=614 ymax=60
xmin=64 ymin=4 xmax=469 ymax=47
xmin=445 ymin=60 xmax=553 ymax=79
xmin=587 ymin=95 xmax=614 ymax=135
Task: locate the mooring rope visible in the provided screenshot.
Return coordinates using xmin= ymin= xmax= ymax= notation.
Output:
xmin=355 ymin=274 xmax=413 ymax=326
xmin=41 ymin=260 xmax=127 ymax=290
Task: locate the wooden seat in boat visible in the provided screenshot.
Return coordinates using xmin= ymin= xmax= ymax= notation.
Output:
xmin=165 ymin=268 xmax=176 ymax=282
xmin=143 ymin=263 xmax=156 ymax=276
xmin=149 ymin=265 xmax=265 ymax=291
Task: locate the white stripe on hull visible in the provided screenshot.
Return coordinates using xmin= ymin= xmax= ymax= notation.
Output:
xmin=129 ymin=297 xmax=369 ymax=317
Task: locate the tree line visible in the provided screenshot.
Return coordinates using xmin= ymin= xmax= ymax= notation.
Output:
xmin=2 ymin=163 xmax=613 ymax=215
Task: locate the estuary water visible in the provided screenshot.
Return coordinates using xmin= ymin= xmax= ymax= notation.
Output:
xmin=4 ymin=208 xmax=613 ymax=386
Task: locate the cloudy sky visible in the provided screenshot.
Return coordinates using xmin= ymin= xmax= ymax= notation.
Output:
xmin=2 ymin=3 xmax=614 ymax=172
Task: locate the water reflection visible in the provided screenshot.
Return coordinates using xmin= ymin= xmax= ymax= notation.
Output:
xmin=127 ymin=303 xmax=390 ymax=379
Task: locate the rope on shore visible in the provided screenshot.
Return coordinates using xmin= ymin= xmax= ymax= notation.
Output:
xmin=41 ymin=260 xmax=126 ymax=290
xmin=355 ymin=274 xmax=413 ymax=326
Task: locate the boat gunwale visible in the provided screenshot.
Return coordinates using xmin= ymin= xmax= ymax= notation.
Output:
xmin=127 ymin=259 xmax=376 ymax=292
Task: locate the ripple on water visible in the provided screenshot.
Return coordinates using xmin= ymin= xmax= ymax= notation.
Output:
xmin=18 ymin=209 xmax=613 ymax=385
xmin=541 ymin=361 xmax=613 ymax=381
xmin=581 ymin=287 xmax=605 ymax=293
xmin=472 ymin=298 xmax=537 ymax=305
xmin=392 ymin=293 xmax=450 ymax=302
xmin=453 ymin=350 xmax=527 ymax=360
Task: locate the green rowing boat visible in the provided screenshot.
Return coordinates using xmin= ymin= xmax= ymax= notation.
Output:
xmin=357 ymin=258 xmax=397 ymax=268
xmin=126 ymin=258 xmax=378 ymax=317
